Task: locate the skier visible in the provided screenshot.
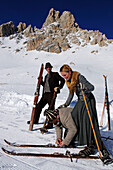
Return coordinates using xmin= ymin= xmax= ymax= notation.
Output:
xmin=27 ymin=62 xmax=65 ymax=129
xmin=46 ymin=64 xmax=109 ymax=158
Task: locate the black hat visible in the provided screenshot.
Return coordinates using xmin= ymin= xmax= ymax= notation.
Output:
xmin=44 ymin=109 xmax=59 ymax=122
xmin=45 ymin=62 xmax=53 ymax=69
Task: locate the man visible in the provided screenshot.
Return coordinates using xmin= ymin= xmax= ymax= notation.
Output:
xmin=45 ymin=108 xmax=109 ymax=161
xmin=45 ymin=107 xmax=77 ymax=146
xmin=27 ymin=62 xmax=65 ymax=129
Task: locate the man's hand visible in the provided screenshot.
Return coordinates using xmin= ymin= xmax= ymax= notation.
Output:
xmin=60 ymin=141 xmax=65 ymax=147
xmin=56 ymin=138 xmax=62 ymax=145
xmin=56 ymin=139 xmax=65 ymax=147
xmin=54 ymin=87 xmax=60 ymax=93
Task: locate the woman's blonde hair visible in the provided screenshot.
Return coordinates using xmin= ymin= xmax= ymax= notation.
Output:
xmin=60 ymin=64 xmax=72 ymax=72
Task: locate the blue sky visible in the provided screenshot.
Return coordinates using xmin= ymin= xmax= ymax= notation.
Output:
xmin=0 ymin=0 xmax=113 ymax=38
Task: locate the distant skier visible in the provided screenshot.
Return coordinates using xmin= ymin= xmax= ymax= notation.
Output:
xmin=27 ymin=62 xmax=65 ymax=129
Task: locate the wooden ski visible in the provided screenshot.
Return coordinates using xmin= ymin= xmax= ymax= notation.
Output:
xmin=29 ymin=64 xmax=44 ymax=131
xmin=4 ymin=139 xmax=85 ymax=148
xmin=100 ymin=75 xmax=110 ymax=130
xmin=2 ymin=147 xmax=99 ymax=162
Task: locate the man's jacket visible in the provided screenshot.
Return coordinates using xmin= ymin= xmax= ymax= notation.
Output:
xmin=42 ymin=71 xmax=65 ymax=93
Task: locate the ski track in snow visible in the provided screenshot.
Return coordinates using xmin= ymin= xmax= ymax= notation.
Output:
xmin=0 ymin=36 xmax=113 ymax=169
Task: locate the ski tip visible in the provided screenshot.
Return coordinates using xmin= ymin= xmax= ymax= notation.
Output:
xmin=4 ymin=139 xmax=12 ymax=146
xmin=1 ymin=147 xmax=5 ymax=152
xmin=1 ymin=147 xmax=9 ymax=154
xmin=4 ymin=139 xmax=9 ymax=144
xmin=2 ymin=147 xmax=15 ymax=156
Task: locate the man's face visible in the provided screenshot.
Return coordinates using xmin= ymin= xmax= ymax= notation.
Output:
xmin=46 ymin=67 xmax=52 ymax=74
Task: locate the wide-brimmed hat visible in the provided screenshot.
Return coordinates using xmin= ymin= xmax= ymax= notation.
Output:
xmin=45 ymin=62 xmax=53 ymax=69
xmin=44 ymin=109 xmax=59 ymax=122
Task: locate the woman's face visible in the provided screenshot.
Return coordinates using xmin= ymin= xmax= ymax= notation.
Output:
xmin=61 ymin=71 xmax=71 ymax=81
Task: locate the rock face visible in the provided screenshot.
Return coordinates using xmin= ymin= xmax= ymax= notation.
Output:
xmin=42 ymin=8 xmax=60 ymax=27
xmin=26 ymin=8 xmax=78 ymax=53
xmin=26 ymin=8 xmax=113 ymax=53
xmin=42 ymin=8 xmax=75 ymax=29
xmin=59 ymin=11 xmax=75 ymax=29
xmin=0 ymin=21 xmax=15 ymax=36
xmin=16 ymin=22 xmax=26 ymax=33
xmin=0 ymin=8 xmax=113 ymax=53
xmin=23 ymin=25 xmax=33 ymax=37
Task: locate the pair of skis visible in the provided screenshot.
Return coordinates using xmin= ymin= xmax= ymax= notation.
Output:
xmin=2 ymin=139 xmax=98 ymax=162
xmin=2 ymin=139 xmax=113 ymax=165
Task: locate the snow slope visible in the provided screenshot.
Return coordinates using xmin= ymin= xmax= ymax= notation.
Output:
xmin=0 ymin=35 xmax=113 ymax=169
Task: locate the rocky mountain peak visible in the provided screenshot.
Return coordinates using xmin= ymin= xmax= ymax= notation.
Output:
xmin=42 ymin=8 xmax=75 ymax=29
xmin=0 ymin=8 xmax=113 ymax=53
xmin=42 ymin=8 xmax=60 ymax=27
xmin=0 ymin=21 xmax=15 ymax=36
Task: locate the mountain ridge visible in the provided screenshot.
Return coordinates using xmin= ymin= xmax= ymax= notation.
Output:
xmin=0 ymin=8 xmax=113 ymax=53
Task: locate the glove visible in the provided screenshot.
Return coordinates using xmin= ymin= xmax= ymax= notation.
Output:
xmin=58 ymin=104 xmax=67 ymax=109
xmin=79 ymin=83 xmax=86 ymax=90
xmin=54 ymin=87 xmax=60 ymax=93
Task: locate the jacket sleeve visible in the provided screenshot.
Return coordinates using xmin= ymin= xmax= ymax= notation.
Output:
xmin=65 ymin=93 xmax=74 ymax=106
xmin=40 ymin=80 xmax=44 ymax=86
xmin=62 ymin=111 xmax=77 ymax=146
xmin=56 ymin=73 xmax=65 ymax=89
xmin=79 ymin=75 xmax=94 ymax=92
xmin=55 ymin=125 xmax=63 ymax=140
xmin=40 ymin=76 xmax=46 ymax=86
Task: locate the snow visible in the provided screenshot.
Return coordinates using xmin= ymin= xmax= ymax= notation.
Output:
xmin=0 ymin=35 xmax=113 ymax=169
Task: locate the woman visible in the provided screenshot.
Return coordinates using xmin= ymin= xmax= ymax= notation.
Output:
xmin=59 ymin=64 xmax=102 ymax=156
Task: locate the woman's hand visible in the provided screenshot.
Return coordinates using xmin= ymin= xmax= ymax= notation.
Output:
xmin=58 ymin=104 xmax=67 ymax=109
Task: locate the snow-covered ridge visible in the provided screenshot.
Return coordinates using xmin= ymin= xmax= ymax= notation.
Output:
xmin=0 ymin=31 xmax=113 ymax=169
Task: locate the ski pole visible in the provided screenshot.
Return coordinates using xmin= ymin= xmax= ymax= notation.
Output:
xmin=40 ymin=91 xmax=56 ymax=133
xmin=82 ymin=90 xmax=103 ymax=160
